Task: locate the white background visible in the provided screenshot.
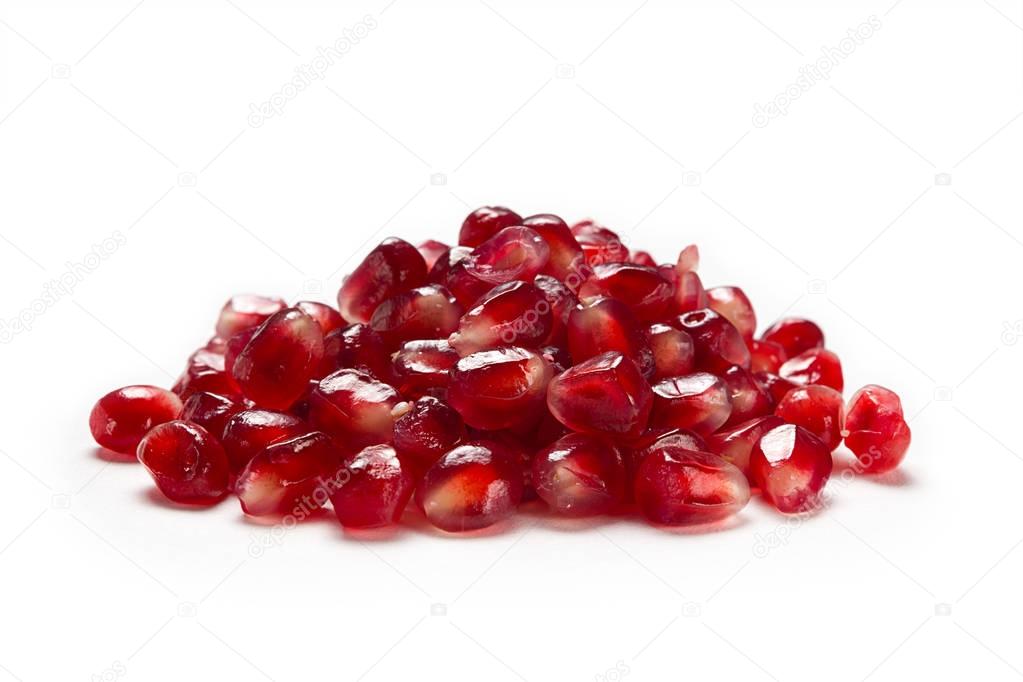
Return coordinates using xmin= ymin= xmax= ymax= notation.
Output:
xmin=1 ymin=1 xmax=1022 ymax=680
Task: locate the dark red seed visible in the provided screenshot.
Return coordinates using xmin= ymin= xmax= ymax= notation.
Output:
xmin=571 ymin=220 xmax=628 ymax=268
xmin=180 ymin=391 xmax=245 ymax=440
xmin=646 ymin=323 xmax=695 ymax=380
xmin=706 ymin=415 xmax=785 ymax=478
xmin=235 ymin=431 xmax=345 ymax=517
xmin=392 ymin=396 xmax=465 ymax=469
xmin=429 ymin=245 xmax=472 ymax=283
xmin=89 ymin=385 xmax=183 ymax=455
xmin=221 ymin=409 xmax=309 ymax=474
xmin=337 ymin=237 xmax=428 ymax=323
xmin=173 ymin=347 xmax=241 ymax=400
xmin=449 ymin=281 xmax=552 ymax=355
xmin=522 ymin=214 xmax=583 ymax=281
xmin=215 ymin=294 xmax=286 ymax=339
xmin=567 ymin=296 xmax=654 ymax=378
xmin=750 ymin=424 xmax=832 ymax=513
xmin=224 ymin=327 xmax=257 ymax=377
xmin=295 ymin=301 xmax=346 ymax=335
xmin=650 ymin=373 xmax=732 ymax=436
xmin=706 ymin=286 xmax=756 ymax=342
xmin=779 ymin=348 xmax=844 ymax=393
xmin=369 ymin=284 xmax=461 ymax=347
xmin=417 ymin=239 xmax=450 ymax=271
xmin=232 ymin=308 xmax=325 ymax=410
xmin=532 ymin=433 xmax=627 ymax=516
xmin=547 ymin=351 xmax=653 ymax=438
xmin=844 ymin=385 xmax=911 ymax=474
xmin=761 ymin=318 xmax=825 ymax=357
xmin=775 ymin=385 xmax=845 ymax=451
xmin=464 ymin=226 xmax=550 ymax=285
xmin=447 ymin=347 xmax=552 ymax=430
xmin=533 ymin=275 xmax=577 ymax=346
xmin=321 ymin=323 xmax=393 ymax=381
xmin=391 ymin=339 xmax=460 ymax=398
xmin=458 ymin=206 xmax=523 ymax=248
xmin=749 ymin=339 xmax=788 ymax=374
xmin=635 ymin=446 xmax=750 ymax=526
xmin=579 ymin=263 xmax=675 ymax=322
xmin=672 ymin=271 xmax=709 ymax=314
xmin=137 ymin=421 xmax=230 ymax=505
xmin=721 ymin=365 xmax=774 ymax=426
xmin=676 ymin=244 xmax=700 ymax=273
xmin=754 ymin=371 xmax=800 ymax=404
xmin=309 ymin=369 xmax=403 ymax=447
xmin=631 ymin=250 xmax=657 ymax=267
xmin=330 ymin=444 xmax=415 ymax=528
xmin=676 ymin=308 xmax=751 ymax=373
xmin=443 ymin=255 xmax=495 ymax=309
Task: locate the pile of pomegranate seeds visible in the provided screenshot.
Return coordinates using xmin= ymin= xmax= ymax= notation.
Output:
xmin=88 ymin=206 xmax=912 ymax=533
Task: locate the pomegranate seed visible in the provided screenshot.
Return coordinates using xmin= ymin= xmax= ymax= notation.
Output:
xmin=392 ymin=396 xmax=465 ymax=469
xmin=442 ymin=254 xmax=496 ymax=309
xmin=235 ymin=431 xmax=345 ymax=517
xmin=215 ymin=294 xmax=286 ymax=339
xmin=523 ymin=214 xmax=583 ymax=281
xmin=416 ymin=239 xmax=449 ymax=271
xmin=89 ymin=385 xmax=183 ymax=455
xmin=671 ymin=270 xmax=709 ymax=314
xmin=750 ymin=424 xmax=833 ymax=513
xmin=232 ymin=308 xmax=325 ymax=410
xmin=464 ymin=226 xmax=550 ymax=285
xmin=676 ymin=308 xmax=751 ymax=373
xmin=458 ymin=206 xmax=523 ymax=248
xmin=635 ymin=446 xmax=750 ymax=526
xmin=631 ymin=250 xmax=657 ymax=267
xmin=532 ymin=433 xmax=627 ymax=516
xmin=706 ymin=286 xmax=756 ymax=342
xmin=844 ymin=385 xmax=911 ymax=474
xmin=173 ymin=347 xmax=241 ymax=400
xmin=533 ymin=275 xmax=577 ymax=346
xmin=571 ymin=221 xmax=628 ymax=268
xmin=650 ymin=372 xmax=732 ymax=436
xmin=180 ymin=391 xmax=245 ymax=440
xmin=568 ymin=296 xmax=654 ymax=378
xmin=330 ymin=444 xmax=415 ymax=528
xmin=322 ymin=323 xmax=393 ymax=382
xmin=447 ymin=347 xmax=552 ymax=430
xmin=706 ymin=415 xmax=785 ymax=478
xmin=369 ymin=284 xmax=461 ymax=347
xmin=676 ymin=244 xmax=700 ymax=274
xmin=547 ymin=351 xmax=653 ymax=438
xmin=337 ymin=237 xmax=427 ymax=323
xmin=224 ymin=327 xmax=257 ymax=377
xmin=391 ymin=339 xmax=460 ymax=398
xmin=221 ymin=409 xmax=309 ymax=473
xmin=749 ymin=339 xmax=788 ymax=374
xmin=448 ymin=281 xmax=552 ymax=355
xmin=137 ymin=421 xmax=230 ymax=505
xmin=415 ymin=440 xmax=524 ymax=532
xmin=309 ymin=369 xmax=403 ymax=447
xmin=646 ymin=323 xmax=695 ymax=380
xmin=429 ymin=245 xmax=472 ymax=283
xmin=761 ymin=318 xmax=824 ymax=357
xmin=295 ymin=301 xmax=346 ymax=335
xmin=754 ymin=371 xmax=799 ymax=404
xmin=780 ymin=348 xmax=844 ymax=393
xmin=578 ymin=263 xmax=675 ymax=322
xmin=722 ymin=365 xmax=774 ymax=426
xmin=622 ymin=427 xmax=710 ymax=489
xmin=775 ymin=385 xmax=845 ymax=451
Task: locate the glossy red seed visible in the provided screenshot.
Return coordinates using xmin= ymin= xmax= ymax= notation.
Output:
xmin=677 ymin=308 xmax=751 ymax=373
xmin=635 ymin=446 xmax=750 ymax=526
xmin=180 ymin=391 xmax=245 ymax=440
xmin=532 ymin=433 xmax=627 ymax=516
xmin=650 ymin=373 xmax=732 ymax=436
xmin=844 ymin=385 xmax=911 ymax=474
xmin=567 ymin=296 xmax=654 ymax=378
xmin=391 ymin=339 xmax=459 ymax=398
xmin=533 ymin=275 xmax=577 ymax=346
xmin=224 ymin=327 xmax=257 ymax=377
xmin=750 ymin=424 xmax=833 ymax=513
xmin=464 ymin=226 xmax=550 ymax=285
xmin=673 ymin=271 xmax=709 ymax=314
xmin=706 ymin=415 xmax=785 ymax=478
xmin=321 ymin=323 xmax=393 ymax=382
xmin=392 ymin=396 xmax=465 ymax=469
xmin=523 ymin=214 xmax=583 ymax=281
xmin=780 ymin=348 xmax=844 ymax=393
xmin=571 ymin=221 xmax=628 ymax=268
xmin=547 ymin=351 xmax=653 ymax=438
xmin=232 ymin=308 xmax=325 ymax=410
xmin=775 ymin=385 xmax=845 ymax=451
xmin=579 ymin=263 xmax=675 ymax=322
xmin=337 ymin=237 xmax=428 ymax=323
xmin=631 ymin=250 xmax=657 ymax=267
xmin=449 ymin=281 xmax=551 ymax=355
xmin=676 ymin=244 xmax=700 ymax=274
xmin=295 ymin=301 xmax=346 ymax=335
xmin=706 ymin=286 xmax=757 ymax=342
xmin=330 ymin=444 xmax=415 ymax=528
xmin=749 ymin=339 xmax=788 ymax=374
xmin=646 ymin=323 xmax=695 ymax=380
xmin=443 ymin=254 xmax=495 ymax=309
xmin=722 ymin=365 xmax=774 ymax=426
xmin=447 ymin=347 xmax=552 ymax=430
xmin=761 ymin=318 xmax=825 ymax=357
xmin=173 ymin=347 xmax=241 ymax=400
xmin=205 ymin=336 xmax=228 ymax=353
xmin=429 ymin=245 xmax=472 ymax=283
xmin=369 ymin=284 xmax=461 ymax=347
xmin=416 ymin=239 xmax=449 ymax=271
xmin=215 ymin=294 xmax=286 ymax=339
xmin=845 ymin=384 xmax=904 ymax=426
xmin=754 ymin=371 xmax=800 ymax=404
xmin=221 ymin=409 xmax=309 ymax=473
xmin=458 ymin=206 xmax=523 ymax=248
xmin=415 ymin=440 xmax=524 ymax=532
xmin=236 ymin=431 xmax=345 ymax=517
xmin=89 ymin=385 xmax=183 ymax=455
xmin=137 ymin=421 xmax=230 ymax=505
xmin=309 ymin=369 xmax=403 ymax=447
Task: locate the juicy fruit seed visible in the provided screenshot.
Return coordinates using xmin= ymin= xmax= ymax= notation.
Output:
xmin=215 ymin=294 xmax=287 ymax=339
xmin=677 ymin=308 xmax=751 ymax=373
xmin=705 ymin=286 xmax=756 ymax=342
xmin=761 ymin=318 xmax=824 ymax=357
xmin=330 ymin=445 xmax=415 ymax=528
xmin=650 ymin=373 xmax=732 ymax=436
xmin=309 ymin=369 xmax=403 ymax=447
xmin=676 ymin=244 xmax=700 ymax=274
xmin=780 ymin=348 xmax=844 ymax=393
xmin=137 ymin=421 xmax=230 ymax=505
xmin=447 ymin=347 xmax=552 ymax=430
xmin=568 ymin=296 xmax=654 ymax=378
xmin=417 ymin=239 xmax=449 ymax=271
xmin=89 ymin=385 xmax=183 ymax=455
xmin=578 ymin=263 xmax=675 ymax=322
xmin=646 ymin=323 xmax=695 ymax=379
xmin=844 ymin=385 xmax=911 ymax=474
xmin=321 ymin=323 xmax=392 ymax=381
xmin=337 ymin=237 xmax=427 ymax=323
xmin=448 ymin=281 xmax=552 ymax=355
xmin=775 ymin=385 xmax=845 ymax=451
xmin=232 ymin=308 xmax=325 ymax=410
xmin=631 ymin=250 xmax=657 ymax=267
xmin=180 ymin=391 xmax=245 ymax=440
xmin=369 ymin=284 xmax=461 ymax=347
xmin=522 ymin=214 xmax=583 ymax=281
xmin=391 ymin=339 xmax=460 ymax=398
xmin=221 ymin=409 xmax=309 ymax=474
xmin=635 ymin=446 xmax=750 ymax=526
xmin=706 ymin=415 xmax=785 ymax=478
xmin=235 ymin=431 xmax=345 ymax=517
xmin=749 ymin=339 xmax=788 ymax=374
xmin=442 ymin=252 xmax=496 ymax=309
xmin=415 ymin=441 xmax=524 ymax=532
xmin=173 ymin=347 xmax=241 ymax=400
xmin=465 ymin=226 xmax=550 ymax=285
xmin=750 ymin=424 xmax=833 ymax=513
xmin=845 ymin=384 xmax=903 ymax=428
xmin=295 ymin=301 xmax=346 ymax=335
xmin=532 ymin=433 xmax=627 ymax=516
xmin=547 ymin=351 xmax=653 ymax=438
xmin=754 ymin=371 xmax=800 ymax=404
xmin=571 ymin=220 xmax=627 ymax=268
xmin=721 ymin=365 xmax=774 ymax=426
xmin=672 ymin=271 xmax=709 ymax=314
xmin=429 ymin=245 xmax=472 ymax=283
xmin=533 ymin=275 xmax=577 ymax=346
xmin=392 ymin=396 xmax=465 ymax=469
xmin=458 ymin=206 xmax=523 ymax=248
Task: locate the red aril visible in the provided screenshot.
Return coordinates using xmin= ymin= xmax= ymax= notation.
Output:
xmin=780 ymin=348 xmax=844 ymax=393
xmin=775 ymin=385 xmax=845 ymax=451
xmin=429 ymin=245 xmax=472 ymax=283
xmin=89 ymin=385 xmax=183 ymax=455
xmin=221 ymin=409 xmax=309 ymax=474
xmin=672 ymin=271 xmax=709 ymax=314
xmin=844 ymin=385 xmax=911 ymax=474
xmin=676 ymin=308 xmax=750 ymax=373
xmin=533 ymin=275 xmax=577 ymax=346
xmin=465 ymin=226 xmax=550 ymax=285
xmin=578 ymin=263 xmax=674 ymax=322
xmin=337 ymin=237 xmax=427 ymax=323
xmin=635 ymin=446 xmax=750 ymax=526
xmin=447 ymin=347 xmax=552 ymax=430
xmin=392 ymin=396 xmax=465 ymax=470
xmin=522 ymin=214 xmax=583 ymax=281
xmin=369 ymin=284 xmax=461 ymax=347
xmin=754 ymin=371 xmax=799 ymax=404
xmin=309 ymin=369 xmax=403 ymax=446
xmin=631 ymin=250 xmax=657 ymax=267
xmin=650 ymin=373 xmax=732 ymax=436
xmin=321 ymin=323 xmax=393 ymax=382
xmin=761 ymin=318 xmax=824 ymax=357
xmin=235 ymin=431 xmax=345 ymax=517
xmin=215 ymin=294 xmax=286 ymax=339
xmin=676 ymin=244 xmax=699 ymax=273
xmin=391 ymin=339 xmax=459 ymax=398
xmin=330 ymin=444 xmax=415 ymax=528
xmin=547 ymin=351 xmax=653 ymax=438
xmin=750 ymin=424 xmax=833 ymax=513
xmin=232 ymin=308 xmax=324 ymax=410
xmin=173 ymin=347 xmax=241 ymax=400
xmin=137 ymin=421 xmax=230 ymax=505
xmin=646 ymin=323 xmax=695 ymax=380
xmin=722 ymin=365 xmax=774 ymax=426
xmin=706 ymin=415 xmax=785 ymax=478
xmin=706 ymin=286 xmax=756 ymax=342
xmin=570 ymin=221 xmax=628 ymax=269
xmin=417 ymin=239 xmax=449 ymax=271
xmin=568 ymin=296 xmax=654 ymax=378
xmin=749 ymin=339 xmax=787 ymax=374
xmin=448 ymin=281 xmax=552 ymax=355
xmin=459 ymin=206 xmax=522 ymax=247
xmin=532 ymin=433 xmax=627 ymax=516
xmin=180 ymin=391 xmax=245 ymax=440
xmin=295 ymin=301 xmax=346 ymax=335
